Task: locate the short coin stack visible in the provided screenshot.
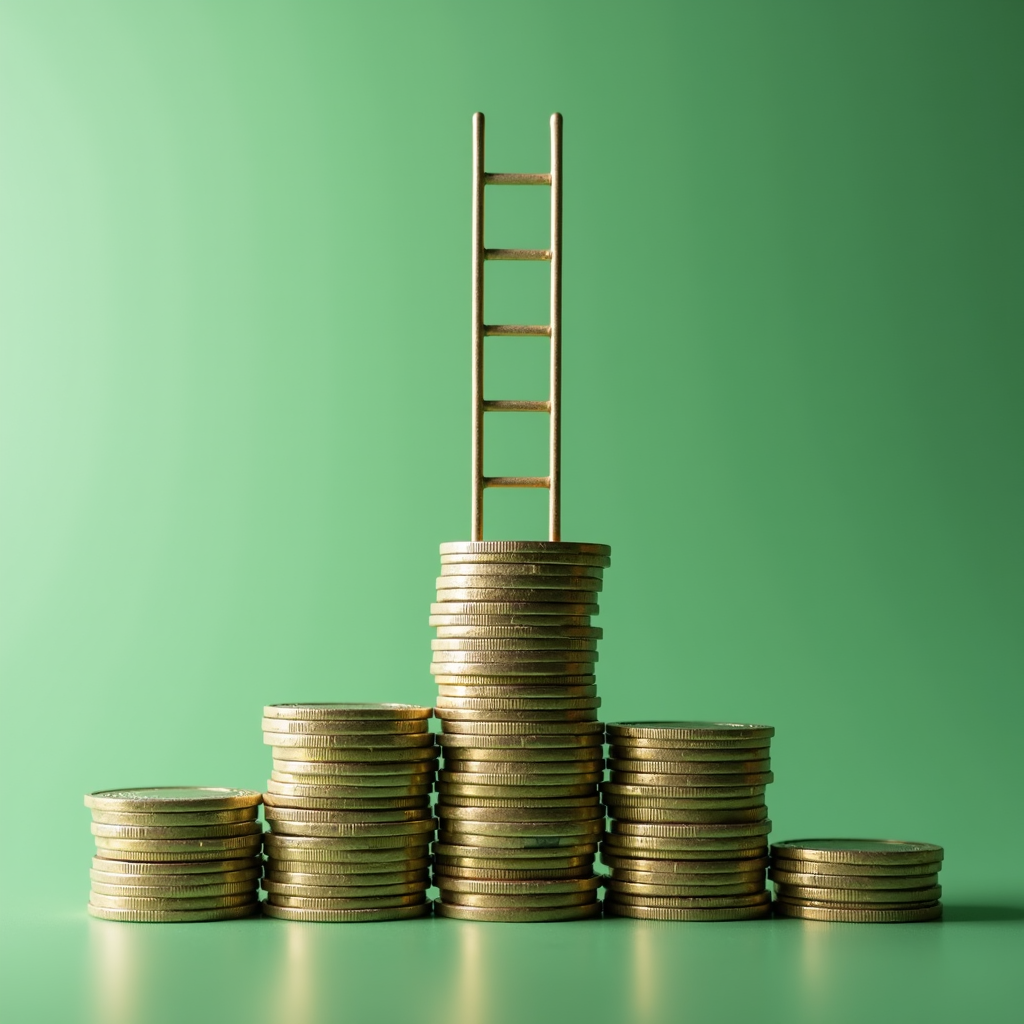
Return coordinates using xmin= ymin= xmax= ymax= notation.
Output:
xmin=429 ymin=540 xmax=611 ymax=922
xmin=261 ymin=703 xmax=437 ymax=922
xmin=602 ymin=722 xmax=774 ymax=920
xmin=85 ymin=787 xmax=263 ymax=922
xmin=770 ymin=839 xmax=944 ymax=922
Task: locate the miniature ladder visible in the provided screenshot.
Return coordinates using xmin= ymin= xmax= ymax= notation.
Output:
xmin=471 ymin=111 xmax=563 ymax=542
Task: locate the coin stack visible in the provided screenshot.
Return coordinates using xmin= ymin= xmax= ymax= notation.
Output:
xmin=261 ymin=703 xmax=437 ymax=922
xmin=429 ymin=540 xmax=610 ymax=922
xmin=85 ymin=787 xmax=263 ymax=922
xmin=601 ymin=722 xmax=774 ymax=920
xmin=770 ymin=839 xmax=944 ymax=922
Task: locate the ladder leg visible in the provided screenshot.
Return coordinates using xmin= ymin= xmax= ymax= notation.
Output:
xmin=472 ymin=112 xmax=485 ymax=541
xmin=548 ymin=113 xmax=563 ymax=542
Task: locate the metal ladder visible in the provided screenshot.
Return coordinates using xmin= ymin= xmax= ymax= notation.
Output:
xmin=471 ymin=112 xmax=563 ymax=542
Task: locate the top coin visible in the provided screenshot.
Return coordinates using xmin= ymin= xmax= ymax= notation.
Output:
xmin=771 ymin=839 xmax=944 ymax=865
xmin=264 ymin=704 xmax=433 ymax=721
xmin=84 ymin=788 xmax=263 ymax=812
xmin=441 ymin=552 xmax=611 ymax=567
xmin=607 ymin=723 xmax=775 ymax=741
xmin=440 ymin=542 xmax=611 ymax=557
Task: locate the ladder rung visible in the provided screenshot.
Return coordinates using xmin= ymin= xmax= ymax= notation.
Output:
xmin=483 ymin=476 xmax=551 ymax=489
xmin=485 ymin=248 xmax=551 ymax=261
xmin=484 ymin=324 xmax=552 ymax=337
xmin=484 ymin=173 xmax=551 ymax=186
xmin=483 ymin=400 xmax=551 ymax=413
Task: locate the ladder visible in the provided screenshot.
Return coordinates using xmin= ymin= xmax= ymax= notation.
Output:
xmin=471 ymin=112 xmax=563 ymax=542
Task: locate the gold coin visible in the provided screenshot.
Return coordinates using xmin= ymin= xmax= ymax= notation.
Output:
xmin=440 ymin=745 xmax=604 ymax=760
xmin=769 ymin=870 xmax=940 ymax=890
xmin=433 ymin=651 xmax=599 ymax=666
xmin=435 ymin=875 xmax=600 ymax=894
xmin=264 ymin=806 xmax=430 ymax=824
xmin=90 ymin=866 xmax=262 ymax=887
xmin=433 ymin=843 xmax=595 ymax=861
xmin=443 ymin=759 xmax=604 ymax=774
xmin=440 ymin=721 xmax=602 ymax=736
xmin=266 ymin=781 xmax=432 ymax=799
xmin=604 ymin=879 xmax=765 ymax=898
xmin=436 ymin=625 xmax=602 ymax=639
xmin=610 ymin=868 xmax=766 ymax=886
xmin=434 ymin=901 xmax=600 ymax=922
xmin=264 ymin=834 xmax=430 ymax=857
xmin=436 ymin=709 xmax=599 ymax=724
xmin=435 ymin=677 xmax=596 ymax=691
xmin=88 ymin=902 xmax=259 ymax=923
xmin=90 ymin=821 xmax=262 ymax=840
xmin=437 ymin=697 xmax=601 ymax=713
xmin=264 ymin=794 xmax=429 ymax=811
xmin=272 ymin=759 xmax=437 ymax=777
xmin=439 ymin=563 xmax=604 ymax=579
xmin=265 ymin=731 xmax=436 ymax=748
xmin=604 ymin=806 xmax=767 ymax=825
xmin=773 ymin=883 xmax=942 ymax=904
xmin=438 ymin=804 xmax=602 ymax=822
xmin=437 ymin=686 xmax=597 ymax=701
xmin=608 ymin=775 xmax=766 ymax=797
xmin=431 ymin=614 xmax=595 ymax=627
xmin=88 ymin=807 xmax=258 ymax=826
xmin=601 ymin=838 xmax=768 ymax=858
xmin=605 ymin=889 xmax=770 ymax=909
xmin=608 ymin=751 xmax=769 ymax=773
xmin=262 ymin=718 xmax=430 ymax=736
xmin=262 ymin=902 xmax=431 ymax=922
xmin=265 ymin=818 xmax=435 ymax=839
xmin=431 ymin=663 xmax=598 ymax=677
xmin=439 ymin=729 xmax=601 ymax=745
xmin=433 ymin=638 xmax=598 ymax=653
xmin=611 ymin=821 xmax=771 ymax=839
xmin=84 ymin=787 xmax=262 ymax=813
xmin=437 ymin=782 xmax=597 ymax=798
xmin=265 ymin=866 xmax=430 ymax=886
xmin=601 ymin=855 xmax=768 ymax=875
xmin=439 ymin=796 xmax=600 ymax=810
xmin=92 ymin=844 xmax=263 ymax=863
xmin=607 ymin=746 xmax=769 ymax=763
xmin=770 ymin=839 xmax=944 ymax=866
xmin=772 ymin=901 xmax=942 ymax=923
xmin=267 ymin=893 xmax=424 ymax=910
xmin=437 ymin=830 xmax=599 ymax=850
xmin=439 ymin=773 xmax=601 ymax=789
xmin=270 ymin=745 xmax=439 ymax=763
xmin=604 ymin=902 xmax=770 ymax=922
xmin=431 ymin=603 xmax=599 ymax=617
xmin=262 ymin=879 xmax=427 ymax=899
xmin=770 ymin=856 xmax=943 ymax=877
xmin=93 ymin=834 xmax=263 ymax=854
xmin=440 ymin=818 xmax=604 ymax=837
xmin=90 ymin=856 xmax=260 ymax=875
xmin=609 ymin=769 xmax=774 ymax=787
xmin=602 ymin=785 xmax=765 ymax=806
xmin=439 ymin=541 xmax=611 ymax=556
xmin=89 ymin=891 xmax=255 ymax=911
xmin=607 ymin=723 xmax=774 ymax=742
xmin=438 ymin=890 xmax=596 ymax=909
xmin=434 ymin=588 xmax=601 ymax=603
xmin=264 ymin=703 xmax=432 ymax=721
xmin=434 ymin=864 xmax=592 ymax=881
xmin=90 ymin=879 xmax=260 ymax=899
xmin=440 ymin=551 xmax=610 ymax=566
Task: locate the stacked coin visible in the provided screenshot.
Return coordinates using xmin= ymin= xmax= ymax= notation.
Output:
xmin=85 ymin=787 xmax=263 ymax=922
xmin=601 ymin=722 xmax=774 ymax=921
xmin=261 ymin=703 xmax=437 ymax=922
xmin=770 ymin=839 xmax=944 ymax=922
xmin=429 ymin=540 xmax=610 ymax=922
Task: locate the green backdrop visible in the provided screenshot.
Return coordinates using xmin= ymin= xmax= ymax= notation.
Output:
xmin=1 ymin=2 xmax=1021 ymax=1022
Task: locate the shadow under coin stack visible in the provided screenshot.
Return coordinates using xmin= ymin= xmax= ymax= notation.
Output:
xmin=770 ymin=839 xmax=944 ymax=922
xmin=429 ymin=540 xmax=611 ymax=922
xmin=601 ymin=722 xmax=775 ymax=920
xmin=261 ymin=703 xmax=437 ymax=922
xmin=85 ymin=787 xmax=263 ymax=922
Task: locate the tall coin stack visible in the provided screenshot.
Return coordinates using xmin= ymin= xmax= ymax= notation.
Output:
xmin=601 ymin=722 xmax=775 ymax=920
xmin=770 ymin=839 xmax=944 ymax=922
xmin=86 ymin=787 xmax=263 ymax=922
xmin=261 ymin=703 xmax=437 ymax=922
xmin=429 ymin=540 xmax=611 ymax=922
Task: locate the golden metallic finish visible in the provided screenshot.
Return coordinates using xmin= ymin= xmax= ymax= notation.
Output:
xmin=439 ymin=890 xmax=595 ymax=909
xmin=88 ymin=903 xmax=259 ymax=923
xmin=770 ymin=856 xmax=943 ymax=877
xmin=769 ymin=869 xmax=940 ymax=890
xmin=604 ymin=901 xmax=770 ymax=922
xmin=263 ymin=703 xmax=432 ymax=721
xmin=84 ymin=787 xmax=262 ymax=813
xmin=89 ymin=891 xmax=255 ymax=911
xmin=607 ymin=722 xmax=775 ymax=742
xmin=770 ymin=839 xmax=944 ymax=865
xmin=434 ymin=866 xmax=592 ymax=881
xmin=604 ymin=879 xmax=765 ymax=898
xmin=601 ymin=855 xmax=768 ymax=875
xmin=267 ymin=893 xmax=425 ymax=911
xmin=262 ymin=880 xmax=427 ymax=899
xmin=262 ymin=902 xmax=431 ymax=922
xmin=772 ymin=901 xmax=943 ymax=923
xmin=435 ymin=901 xmax=600 ymax=922
xmin=88 ymin=807 xmax=258 ymax=827
xmin=90 ymin=879 xmax=260 ymax=899
xmin=433 ymin=842 xmax=595 ymax=861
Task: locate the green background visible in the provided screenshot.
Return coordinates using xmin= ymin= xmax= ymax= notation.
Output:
xmin=1 ymin=2 xmax=1021 ymax=1022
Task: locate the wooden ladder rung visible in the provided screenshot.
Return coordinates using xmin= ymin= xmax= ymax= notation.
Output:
xmin=485 ymin=248 xmax=551 ymax=261
xmin=484 ymin=173 xmax=551 ymax=186
xmin=484 ymin=476 xmax=551 ymax=489
xmin=484 ymin=324 xmax=551 ymax=337
xmin=483 ymin=400 xmax=551 ymax=413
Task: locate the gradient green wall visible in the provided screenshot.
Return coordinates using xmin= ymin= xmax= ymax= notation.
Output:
xmin=1 ymin=0 xmax=1021 ymax=959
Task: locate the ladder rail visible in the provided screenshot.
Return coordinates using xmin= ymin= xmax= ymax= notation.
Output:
xmin=470 ymin=112 xmax=563 ymax=543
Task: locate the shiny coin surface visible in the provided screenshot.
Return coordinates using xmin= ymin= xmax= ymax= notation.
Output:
xmin=437 ymin=683 xmax=597 ymax=698
xmin=602 ymin=834 xmax=768 ymax=854
xmin=262 ymin=880 xmax=427 ymax=899
xmin=770 ymin=839 xmax=945 ymax=866
xmin=436 ymin=697 xmax=600 ymax=712
xmin=270 ymin=746 xmax=439 ymax=762
xmin=430 ymin=615 xmax=595 ymax=627
xmin=604 ymin=879 xmax=765 ymax=898
xmin=439 ymin=890 xmax=596 ymax=909
xmin=264 ymin=832 xmax=431 ymax=854
xmin=91 ymin=821 xmax=262 ymax=840
xmin=437 ymin=831 xmax=598 ymax=850
xmin=88 ymin=807 xmax=258 ymax=826
xmin=608 ymin=769 xmax=774 ymax=787
xmin=444 ymin=757 xmax=604 ymax=772
xmin=265 ymin=818 xmax=435 ymax=839
xmin=438 ymin=783 xmax=597 ymax=799
xmin=265 ymin=866 xmax=430 ymax=886
xmin=440 ymin=551 xmax=610 ymax=566
xmin=439 ymin=797 xmax=600 ymax=812
xmin=262 ymin=902 xmax=431 ymax=922
xmin=90 ymin=865 xmax=261 ymax=885
xmin=769 ymin=870 xmax=940 ymax=889
xmin=431 ymin=603 xmax=599 ymax=617
xmin=266 ymin=893 xmax=424 ymax=910
xmin=440 ymin=773 xmax=601 ymax=789
xmin=272 ymin=759 xmax=437 ymax=777
xmin=611 ymin=821 xmax=771 ymax=839
xmin=262 ymin=718 xmax=430 ymax=735
xmin=436 ymin=626 xmax=603 ymax=639
xmin=267 ymin=781 xmax=432 ymax=799
xmin=433 ymin=638 xmax=599 ymax=652
xmin=434 ymin=866 xmax=592 ymax=881
xmin=433 ymin=842 xmax=596 ymax=860
xmin=608 ymin=746 xmax=769 ymax=763
xmin=439 ymin=818 xmax=604 ymax=837
xmin=608 ymin=750 xmax=769 ymax=771
xmin=603 ymin=806 xmax=767 ymax=825
xmin=93 ymin=835 xmax=263 ymax=854
xmin=439 ymin=733 xmax=602 ymax=749
xmin=606 ymin=889 xmax=770 ymax=909
xmin=440 ymin=720 xmax=603 ymax=735
xmin=608 ymin=775 xmax=766 ymax=796
xmin=264 ymin=794 xmax=430 ymax=811
xmin=436 ymin=710 xmax=599 ymax=725
xmin=434 ymin=675 xmax=595 ymax=688
xmin=610 ymin=867 xmax=766 ymax=886
xmin=90 ymin=856 xmax=260 ymax=875
xmin=773 ymin=902 xmax=942 ymax=923
xmin=607 ymin=723 xmax=774 ymax=742
xmin=431 ymin=662 xmax=598 ymax=677
xmin=439 ymin=563 xmax=604 ymax=578
xmin=434 ymin=901 xmax=601 ymax=921
xmin=88 ymin=903 xmax=258 ymax=923
xmin=89 ymin=891 xmax=255 ymax=911
xmin=440 ymin=541 xmax=611 ymax=556
xmin=264 ymin=806 xmax=429 ymax=824
xmin=438 ymin=805 xmax=601 ymax=822
xmin=265 ymin=731 xmax=436 ymax=748
xmin=90 ymin=879 xmax=260 ymax=898
xmin=435 ymin=875 xmax=601 ymax=895
xmin=264 ymin=704 xmax=432 ymax=721
xmin=604 ymin=902 xmax=770 ymax=922
xmin=93 ymin=845 xmax=262 ymax=863
xmin=774 ymin=883 xmax=943 ymax=904
xmin=85 ymin=788 xmax=263 ymax=812
xmin=433 ymin=588 xmax=601 ymax=604
xmin=601 ymin=855 xmax=768 ymax=875
xmin=770 ymin=856 xmax=943 ymax=877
